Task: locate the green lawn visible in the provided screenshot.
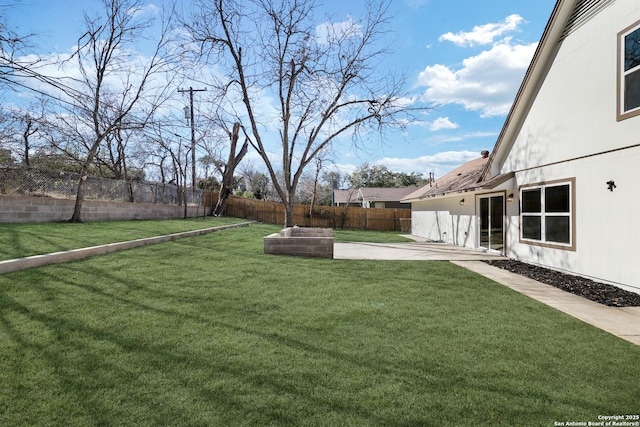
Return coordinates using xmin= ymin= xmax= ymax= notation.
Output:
xmin=0 ymin=218 xmax=410 ymax=261
xmin=0 ymin=223 xmax=638 ymax=426
xmin=0 ymin=217 xmax=246 ymax=261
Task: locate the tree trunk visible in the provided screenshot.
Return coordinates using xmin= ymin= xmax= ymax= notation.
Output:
xmin=69 ymin=142 xmax=101 ymax=223
xmin=212 ymin=122 xmax=248 ymax=216
xmin=69 ymin=174 xmax=87 ymax=223
xmin=213 ymin=186 xmax=233 ymax=217
xmin=119 ymin=136 xmax=134 ymax=202
xmin=284 ymin=197 xmax=295 ymax=228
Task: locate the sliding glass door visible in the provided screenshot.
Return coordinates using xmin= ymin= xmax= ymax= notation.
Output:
xmin=479 ymin=194 xmax=504 ymax=252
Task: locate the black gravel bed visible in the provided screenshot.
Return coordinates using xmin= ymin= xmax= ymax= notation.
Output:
xmin=484 ymin=260 xmax=640 ymax=307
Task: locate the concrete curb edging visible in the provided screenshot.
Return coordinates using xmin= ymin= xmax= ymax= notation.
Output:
xmin=0 ymin=221 xmax=257 ymax=274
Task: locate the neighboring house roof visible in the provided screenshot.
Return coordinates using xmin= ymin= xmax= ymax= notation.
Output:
xmin=333 ymin=189 xmax=359 ymax=205
xmin=357 ymin=187 xmax=417 ymax=202
xmin=334 ymin=187 xmax=416 ymax=205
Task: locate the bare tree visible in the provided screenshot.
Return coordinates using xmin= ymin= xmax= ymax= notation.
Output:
xmin=0 ymin=106 xmax=40 ymax=166
xmin=0 ymin=3 xmax=35 ymax=90
xmin=51 ymin=0 xmax=179 ymax=222
xmin=192 ymin=104 xmax=249 ymax=205
xmin=143 ymin=121 xmax=191 ymax=205
xmin=237 ymin=162 xmax=273 ymax=200
xmin=296 ymin=155 xmax=326 ymax=209
xmin=1 ymin=2 xmax=90 ymax=108
xmin=212 ymin=122 xmax=248 ymax=215
xmin=184 ymin=0 xmax=428 ymax=227
xmin=307 ymin=156 xmax=324 ymax=216
xmin=0 ymin=4 xmax=46 ymax=164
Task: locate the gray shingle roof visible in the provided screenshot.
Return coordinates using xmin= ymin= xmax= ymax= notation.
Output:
xmin=334 ymin=187 xmax=417 ymax=204
xmin=401 ymin=155 xmax=512 ymax=202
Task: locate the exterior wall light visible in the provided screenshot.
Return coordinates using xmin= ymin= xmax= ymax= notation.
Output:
xmin=607 ymin=180 xmax=616 ymax=191
xmin=507 ymin=193 xmax=514 ymax=202
xmin=460 ymin=198 xmax=465 ymax=206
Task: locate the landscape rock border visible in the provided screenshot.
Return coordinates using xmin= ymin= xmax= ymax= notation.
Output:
xmin=485 ymin=259 xmax=640 ymax=307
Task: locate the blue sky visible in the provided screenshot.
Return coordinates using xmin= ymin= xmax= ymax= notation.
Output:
xmin=4 ymin=0 xmax=557 ymax=179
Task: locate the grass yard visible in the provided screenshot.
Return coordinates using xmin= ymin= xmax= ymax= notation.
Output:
xmin=0 ymin=223 xmax=638 ymax=426
xmin=0 ymin=217 xmax=246 ymax=261
xmin=0 ymin=218 xmax=411 ymax=261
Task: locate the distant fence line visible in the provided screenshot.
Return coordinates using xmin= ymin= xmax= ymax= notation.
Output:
xmin=208 ymin=193 xmax=412 ymax=232
xmin=0 ymin=166 xmax=410 ymax=231
xmin=0 ymin=165 xmax=201 ymax=206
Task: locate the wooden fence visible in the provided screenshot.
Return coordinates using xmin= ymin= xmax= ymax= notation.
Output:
xmin=204 ymin=192 xmax=412 ymax=232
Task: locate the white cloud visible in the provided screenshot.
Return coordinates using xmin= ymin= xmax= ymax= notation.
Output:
xmin=428 ymin=116 xmax=458 ymax=131
xmin=424 ymin=131 xmax=498 ymax=144
xmin=439 ymin=14 xmax=525 ymax=47
xmin=405 ymin=0 xmax=430 ymax=10
xmin=408 ymin=115 xmax=458 ymax=131
xmin=329 ymin=150 xmax=477 ymax=179
xmin=315 ymin=16 xmax=363 ymax=45
xmin=417 ymin=40 xmax=537 ymax=117
xmin=376 ymin=150 xmax=481 ymax=177
xmin=128 ymin=4 xmax=161 ymax=18
xmin=330 ymin=162 xmax=359 ymax=176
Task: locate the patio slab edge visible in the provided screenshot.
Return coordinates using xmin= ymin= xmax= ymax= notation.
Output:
xmin=0 ymin=221 xmax=256 ymax=274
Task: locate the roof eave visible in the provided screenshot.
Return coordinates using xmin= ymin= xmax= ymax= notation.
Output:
xmin=403 ymin=172 xmax=515 ymax=203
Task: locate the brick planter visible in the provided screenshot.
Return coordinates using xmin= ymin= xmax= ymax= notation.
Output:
xmin=263 ymin=227 xmax=334 ymax=258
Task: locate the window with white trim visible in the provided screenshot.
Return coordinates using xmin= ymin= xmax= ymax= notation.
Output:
xmin=619 ymin=21 xmax=640 ymax=120
xmin=520 ymin=180 xmax=574 ymax=249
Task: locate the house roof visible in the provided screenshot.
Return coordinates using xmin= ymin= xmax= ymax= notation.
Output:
xmin=334 ymin=187 xmax=416 ymax=204
xmin=333 ymin=189 xmax=358 ymax=204
xmin=482 ymin=0 xmax=583 ymax=179
xmin=402 ymin=0 xmax=606 ymax=203
xmin=358 ymin=187 xmax=417 ymax=202
xmin=403 ymin=0 xmax=588 ymax=200
xmin=401 ymin=154 xmax=490 ymax=202
xmin=349 ymin=2 xmax=590 ymax=207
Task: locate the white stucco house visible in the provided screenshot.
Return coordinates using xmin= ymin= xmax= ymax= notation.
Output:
xmin=402 ymin=0 xmax=640 ymax=293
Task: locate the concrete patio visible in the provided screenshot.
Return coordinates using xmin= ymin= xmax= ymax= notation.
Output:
xmin=334 ymin=241 xmax=506 ymax=261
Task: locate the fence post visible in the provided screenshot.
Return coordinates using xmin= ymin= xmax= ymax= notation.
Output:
xmin=394 ymin=209 xmax=397 ymax=232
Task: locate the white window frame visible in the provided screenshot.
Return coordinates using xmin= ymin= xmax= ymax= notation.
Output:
xmin=618 ymin=20 xmax=640 ymax=121
xmin=519 ymin=179 xmax=576 ymax=251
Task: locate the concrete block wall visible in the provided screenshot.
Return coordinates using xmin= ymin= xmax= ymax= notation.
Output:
xmin=285 ymin=227 xmax=333 ymax=238
xmin=0 ymin=196 xmax=208 ymax=223
xmin=264 ymin=227 xmax=334 ymax=258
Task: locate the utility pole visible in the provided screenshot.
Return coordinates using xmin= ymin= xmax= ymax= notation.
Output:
xmin=178 ymin=86 xmax=207 ymax=191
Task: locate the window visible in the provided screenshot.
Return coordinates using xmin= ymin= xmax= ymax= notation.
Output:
xmin=618 ymin=21 xmax=640 ymax=120
xmin=520 ymin=179 xmax=575 ymax=250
